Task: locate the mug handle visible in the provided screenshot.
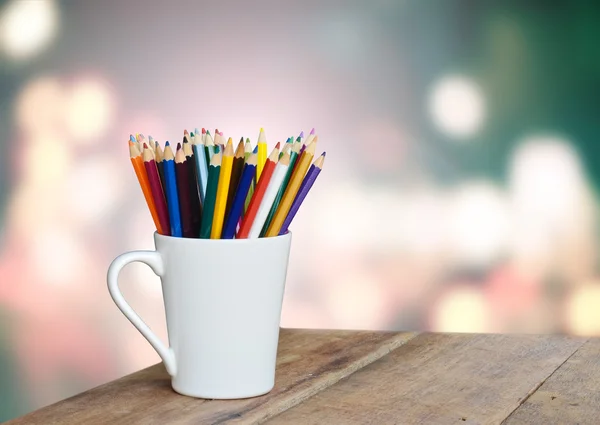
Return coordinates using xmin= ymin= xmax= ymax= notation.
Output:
xmin=107 ymin=250 xmax=177 ymax=376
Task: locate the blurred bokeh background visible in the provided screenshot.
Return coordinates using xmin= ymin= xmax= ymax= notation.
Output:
xmin=1 ymin=0 xmax=600 ymax=420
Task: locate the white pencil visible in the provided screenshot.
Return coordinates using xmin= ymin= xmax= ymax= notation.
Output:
xmin=247 ymin=152 xmax=290 ymax=238
xmin=192 ymin=132 xmax=209 ymax=202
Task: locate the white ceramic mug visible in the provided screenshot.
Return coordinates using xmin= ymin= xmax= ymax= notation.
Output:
xmin=107 ymin=231 xmax=292 ymax=399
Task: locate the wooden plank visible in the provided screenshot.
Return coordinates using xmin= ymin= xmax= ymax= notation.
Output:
xmin=266 ymin=333 xmax=586 ymax=425
xmin=6 ymin=329 xmax=416 ymax=425
xmin=503 ymin=338 xmax=599 ymax=425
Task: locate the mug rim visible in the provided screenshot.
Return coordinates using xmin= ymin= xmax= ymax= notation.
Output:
xmin=154 ymin=231 xmax=291 ymax=243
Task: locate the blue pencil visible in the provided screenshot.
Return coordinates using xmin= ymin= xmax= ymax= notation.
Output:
xmin=222 ymin=154 xmax=257 ymax=239
xmin=163 ymin=142 xmax=182 ymax=237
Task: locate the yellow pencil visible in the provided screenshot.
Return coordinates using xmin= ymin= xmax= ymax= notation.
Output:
xmin=211 ymin=137 xmax=234 ymax=238
xmin=265 ymin=141 xmax=316 ymax=237
xmin=257 ymin=127 xmax=267 ymax=181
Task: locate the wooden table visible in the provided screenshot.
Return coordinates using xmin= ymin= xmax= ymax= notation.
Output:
xmin=7 ymin=330 xmax=599 ymax=424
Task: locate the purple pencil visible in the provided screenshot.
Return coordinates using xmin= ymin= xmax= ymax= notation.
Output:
xmin=279 ymin=152 xmax=325 ymax=235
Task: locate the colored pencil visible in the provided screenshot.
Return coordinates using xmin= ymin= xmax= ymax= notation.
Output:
xmin=222 ymin=153 xmax=257 ymax=239
xmin=291 ymin=135 xmax=317 ymax=179
xmin=244 ymin=138 xmax=252 ymax=162
xmin=261 ymin=140 xmax=301 ymax=236
xmin=183 ymin=138 xmax=201 ymax=233
xmin=211 ymin=138 xmax=234 ymax=239
xmin=257 ymin=127 xmax=267 ymax=182
xmin=237 ymin=143 xmax=280 ymax=238
xmin=163 ymin=143 xmax=182 ymax=237
xmin=264 ymin=141 xmax=316 ymax=237
xmin=199 ymin=152 xmax=221 ymax=239
xmin=143 ymin=145 xmax=170 ymax=235
xmin=175 ymin=145 xmax=195 ymax=238
xmin=154 ymin=141 xmax=167 ymax=196
xmin=279 ymin=152 xmax=325 ymax=234
xmin=192 ymin=133 xmax=209 ymax=203
xmin=304 ymin=128 xmax=315 ymax=146
xmin=245 ymin=145 xmax=258 ymax=211
xmin=129 ymin=141 xmax=163 ymax=234
xmin=279 ymin=142 xmax=291 ymax=159
xmin=205 ymin=131 xmax=215 ymax=167
xmin=225 ymin=138 xmax=245 ymax=221
xmin=248 ymin=151 xmax=290 ymax=238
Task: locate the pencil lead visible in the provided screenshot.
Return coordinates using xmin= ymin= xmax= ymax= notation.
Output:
xmin=165 ymin=141 xmax=170 ymax=147
xmin=275 ymin=142 xmax=281 ymax=149
xmin=143 ymin=143 xmax=148 ymax=149
xmin=309 ymin=128 xmax=315 ymax=135
xmin=176 ymin=142 xmax=182 ymax=150
xmin=253 ymin=146 xmax=258 ymax=153
xmin=299 ymin=131 xmax=304 ymax=138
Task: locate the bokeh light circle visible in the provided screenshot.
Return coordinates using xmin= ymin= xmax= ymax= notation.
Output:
xmin=565 ymin=284 xmax=600 ymax=335
xmin=429 ymin=75 xmax=486 ymax=139
xmin=15 ymin=76 xmax=65 ymax=136
xmin=65 ymin=79 xmax=115 ymax=143
xmin=448 ymin=181 xmax=510 ymax=265
xmin=431 ymin=286 xmax=491 ymax=332
xmin=0 ymin=0 xmax=58 ymax=59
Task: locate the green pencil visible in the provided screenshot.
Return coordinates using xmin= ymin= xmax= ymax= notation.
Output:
xmin=199 ymin=152 xmax=222 ymax=238
xmin=204 ymin=130 xmax=215 ymax=169
xmin=244 ymin=138 xmax=252 ymax=162
xmin=260 ymin=142 xmax=301 ymax=236
xmin=245 ymin=145 xmax=258 ymax=212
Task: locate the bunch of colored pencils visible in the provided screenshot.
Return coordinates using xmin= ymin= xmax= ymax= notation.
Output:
xmin=128 ymin=128 xmax=325 ymax=239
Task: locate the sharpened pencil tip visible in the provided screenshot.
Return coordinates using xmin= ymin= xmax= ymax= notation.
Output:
xmin=202 ymin=128 xmax=206 ymax=133
xmin=184 ymin=129 xmax=189 ymax=135
xmin=165 ymin=141 xmax=170 ymax=146
xmin=275 ymin=142 xmax=281 ymax=149
xmin=176 ymin=142 xmax=182 ymax=150
xmin=253 ymin=146 xmax=258 ymax=153
xmin=129 ymin=134 xmax=136 ymax=142
xmin=322 ymin=152 xmax=326 ymax=157
xmin=299 ymin=131 xmax=304 ymax=138
xmin=143 ymin=143 xmax=148 ymax=149
xmin=260 ymin=127 xmax=264 ymax=132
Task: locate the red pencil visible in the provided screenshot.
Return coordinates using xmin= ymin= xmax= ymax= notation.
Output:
xmin=142 ymin=144 xmax=170 ymax=235
xmin=237 ymin=143 xmax=280 ymax=238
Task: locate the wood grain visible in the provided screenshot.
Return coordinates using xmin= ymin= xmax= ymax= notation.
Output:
xmin=503 ymin=338 xmax=599 ymax=424
xmin=266 ymin=333 xmax=586 ymax=425
xmin=5 ymin=329 xmax=415 ymax=425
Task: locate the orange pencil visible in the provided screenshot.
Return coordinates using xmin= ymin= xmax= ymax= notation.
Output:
xmin=129 ymin=141 xmax=164 ymax=234
xmin=237 ymin=143 xmax=280 ymax=238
